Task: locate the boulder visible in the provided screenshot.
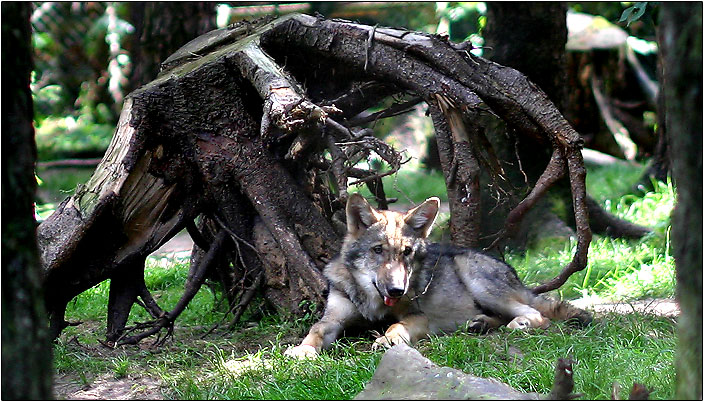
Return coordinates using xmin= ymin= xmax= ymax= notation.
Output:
xmin=355 ymin=344 xmax=540 ymax=400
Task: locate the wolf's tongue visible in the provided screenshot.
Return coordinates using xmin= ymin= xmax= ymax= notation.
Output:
xmin=384 ymin=296 xmax=399 ymax=306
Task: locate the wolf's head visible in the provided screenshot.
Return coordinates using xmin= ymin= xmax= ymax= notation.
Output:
xmin=343 ymin=193 xmax=440 ymax=307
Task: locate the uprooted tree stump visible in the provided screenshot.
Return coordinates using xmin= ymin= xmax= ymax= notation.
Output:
xmin=39 ymin=14 xmax=640 ymax=344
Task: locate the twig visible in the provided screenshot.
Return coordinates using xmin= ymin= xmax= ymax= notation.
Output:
xmin=212 ymin=216 xmax=260 ymax=256
xmin=37 ymin=158 xmax=102 ymax=169
xmin=186 ymin=220 xmax=210 ymax=251
xmin=532 ymin=150 xmax=592 ymax=294
xmin=348 ymin=157 xmax=411 ymax=186
xmin=345 ymin=96 xmax=424 ymax=126
xmin=365 ymin=24 xmax=378 ymax=71
xmin=117 ymin=231 xmax=228 ymax=346
xmin=591 ymin=75 xmax=637 ymax=161
xmin=327 ymin=136 xmax=349 ymax=202
xmin=228 ymin=270 xmax=264 ymax=329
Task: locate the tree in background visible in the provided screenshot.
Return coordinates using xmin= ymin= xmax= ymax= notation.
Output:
xmin=660 ymin=3 xmax=703 ymax=399
xmin=128 ymin=2 xmax=216 ymax=91
xmin=1 ymin=2 xmax=53 ymax=399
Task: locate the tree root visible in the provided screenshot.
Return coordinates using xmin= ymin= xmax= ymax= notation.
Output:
xmin=113 ymin=231 xmax=227 ymax=346
xmin=586 ymin=197 xmax=651 ymax=238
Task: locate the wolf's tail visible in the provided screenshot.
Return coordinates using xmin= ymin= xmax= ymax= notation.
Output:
xmin=530 ymin=295 xmax=593 ymax=327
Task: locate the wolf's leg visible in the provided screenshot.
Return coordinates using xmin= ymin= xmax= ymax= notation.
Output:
xmin=467 ymin=314 xmax=504 ymax=334
xmin=504 ymin=301 xmax=550 ymax=329
xmin=372 ymin=313 xmax=429 ymax=350
xmin=285 ymin=290 xmax=361 ymax=359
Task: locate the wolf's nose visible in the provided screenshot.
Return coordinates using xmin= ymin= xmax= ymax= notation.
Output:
xmin=386 ymin=286 xmax=405 ymax=298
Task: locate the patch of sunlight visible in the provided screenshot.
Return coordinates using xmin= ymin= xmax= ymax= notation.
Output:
xmin=222 ymin=354 xmax=272 ymax=375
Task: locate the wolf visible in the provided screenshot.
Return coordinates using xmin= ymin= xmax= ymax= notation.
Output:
xmin=285 ymin=194 xmax=592 ymax=358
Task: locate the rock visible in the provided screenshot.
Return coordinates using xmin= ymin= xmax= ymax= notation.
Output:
xmin=355 ymin=344 xmax=540 ymax=400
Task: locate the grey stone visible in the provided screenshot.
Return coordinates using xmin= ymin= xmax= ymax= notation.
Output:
xmin=355 ymin=344 xmax=540 ymax=400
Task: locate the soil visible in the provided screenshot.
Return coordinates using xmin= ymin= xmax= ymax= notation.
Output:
xmin=54 ymin=374 xmax=165 ymax=400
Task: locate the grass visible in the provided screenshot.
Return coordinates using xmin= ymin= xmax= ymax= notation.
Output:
xmin=352 ymin=165 xmax=448 ymax=205
xmin=34 ymin=115 xmax=115 ymax=161
xmin=508 ymin=176 xmax=675 ymax=301
xmin=420 ymin=313 xmax=676 ymax=399
xmin=52 ymin=161 xmax=678 ymax=400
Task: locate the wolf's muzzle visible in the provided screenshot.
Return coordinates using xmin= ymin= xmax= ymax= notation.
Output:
xmin=385 ymin=285 xmax=405 ymax=298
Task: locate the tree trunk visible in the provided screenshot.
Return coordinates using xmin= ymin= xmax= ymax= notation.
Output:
xmin=479 ymin=3 xmax=570 ymax=250
xmin=485 ymin=2 xmax=568 ymax=112
xmin=1 ymin=2 xmax=53 ymax=399
xmin=39 ymin=14 xmax=600 ymax=343
xmin=128 ymin=2 xmax=216 ymax=91
xmin=640 ymin=24 xmax=671 ymax=187
xmin=660 ymin=3 xmax=703 ymax=399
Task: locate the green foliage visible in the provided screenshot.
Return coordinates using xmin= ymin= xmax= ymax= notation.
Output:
xmin=161 ymin=344 xmax=379 ymax=400
xmin=34 ymin=117 xmax=114 ymax=161
xmin=31 ymin=3 xmax=133 ymax=125
xmin=441 ymin=2 xmax=486 ymax=43
xmin=509 ymin=175 xmax=675 ymax=301
xmin=585 ymin=163 xmax=647 ymax=203
xmin=31 ymin=3 xmax=135 ymax=163
xmin=111 ymin=356 xmax=130 ymax=379
xmin=421 ymin=313 xmax=675 ymax=399
xmin=35 ymin=167 xmax=95 ymax=206
xmin=53 ymin=337 xmax=111 ymax=375
xmin=62 ymin=256 xmax=227 ymax=330
xmin=53 ymin=311 xmax=676 ymax=399
xmin=620 ymin=2 xmax=649 ymax=27
xmin=571 ymin=2 xmax=657 ymax=38
xmin=352 ymin=167 xmax=448 ymax=206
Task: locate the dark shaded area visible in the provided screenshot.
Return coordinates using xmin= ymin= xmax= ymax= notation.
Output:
xmin=660 ymin=3 xmax=703 ymax=399
xmin=1 ymin=2 xmax=53 ymax=399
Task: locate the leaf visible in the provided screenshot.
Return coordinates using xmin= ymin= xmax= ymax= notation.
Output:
xmin=619 ymin=2 xmax=649 ymax=27
xmin=632 ymin=2 xmax=648 ymax=21
xmin=619 ymin=7 xmax=634 ymax=23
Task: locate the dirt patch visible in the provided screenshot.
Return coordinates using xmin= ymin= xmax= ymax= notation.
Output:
xmin=54 ymin=373 xmax=165 ymax=400
xmin=572 ymin=297 xmax=679 ymax=317
xmin=51 ymin=323 xmax=305 ymax=400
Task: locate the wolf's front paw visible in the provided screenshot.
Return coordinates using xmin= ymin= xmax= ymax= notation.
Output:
xmin=507 ymin=313 xmax=550 ymax=330
xmin=507 ymin=316 xmax=531 ymax=329
xmin=468 ymin=318 xmax=490 ymax=334
xmin=372 ymin=324 xmax=411 ymax=350
xmin=284 ymin=344 xmax=319 ymax=359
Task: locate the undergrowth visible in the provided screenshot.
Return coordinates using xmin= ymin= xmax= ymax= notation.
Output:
xmin=53 ymin=162 xmax=677 ymax=400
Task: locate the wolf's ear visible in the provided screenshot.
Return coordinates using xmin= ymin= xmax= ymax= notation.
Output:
xmin=404 ymin=197 xmax=440 ymax=238
xmin=346 ymin=193 xmax=380 ymax=237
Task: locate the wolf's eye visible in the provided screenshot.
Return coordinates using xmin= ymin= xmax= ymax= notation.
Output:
xmin=403 ymin=246 xmax=412 ymax=256
xmin=372 ymin=245 xmax=383 ymax=255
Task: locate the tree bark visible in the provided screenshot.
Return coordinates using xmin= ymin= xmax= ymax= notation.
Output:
xmin=1 ymin=2 xmax=53 ymax=399
xmin=640 ymin=24 xmax=671 ymax=187
xmin=660 ymin=3 xmax=703 ymax=399
xmin=485 ymin=2 xmax=568 ymax=112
